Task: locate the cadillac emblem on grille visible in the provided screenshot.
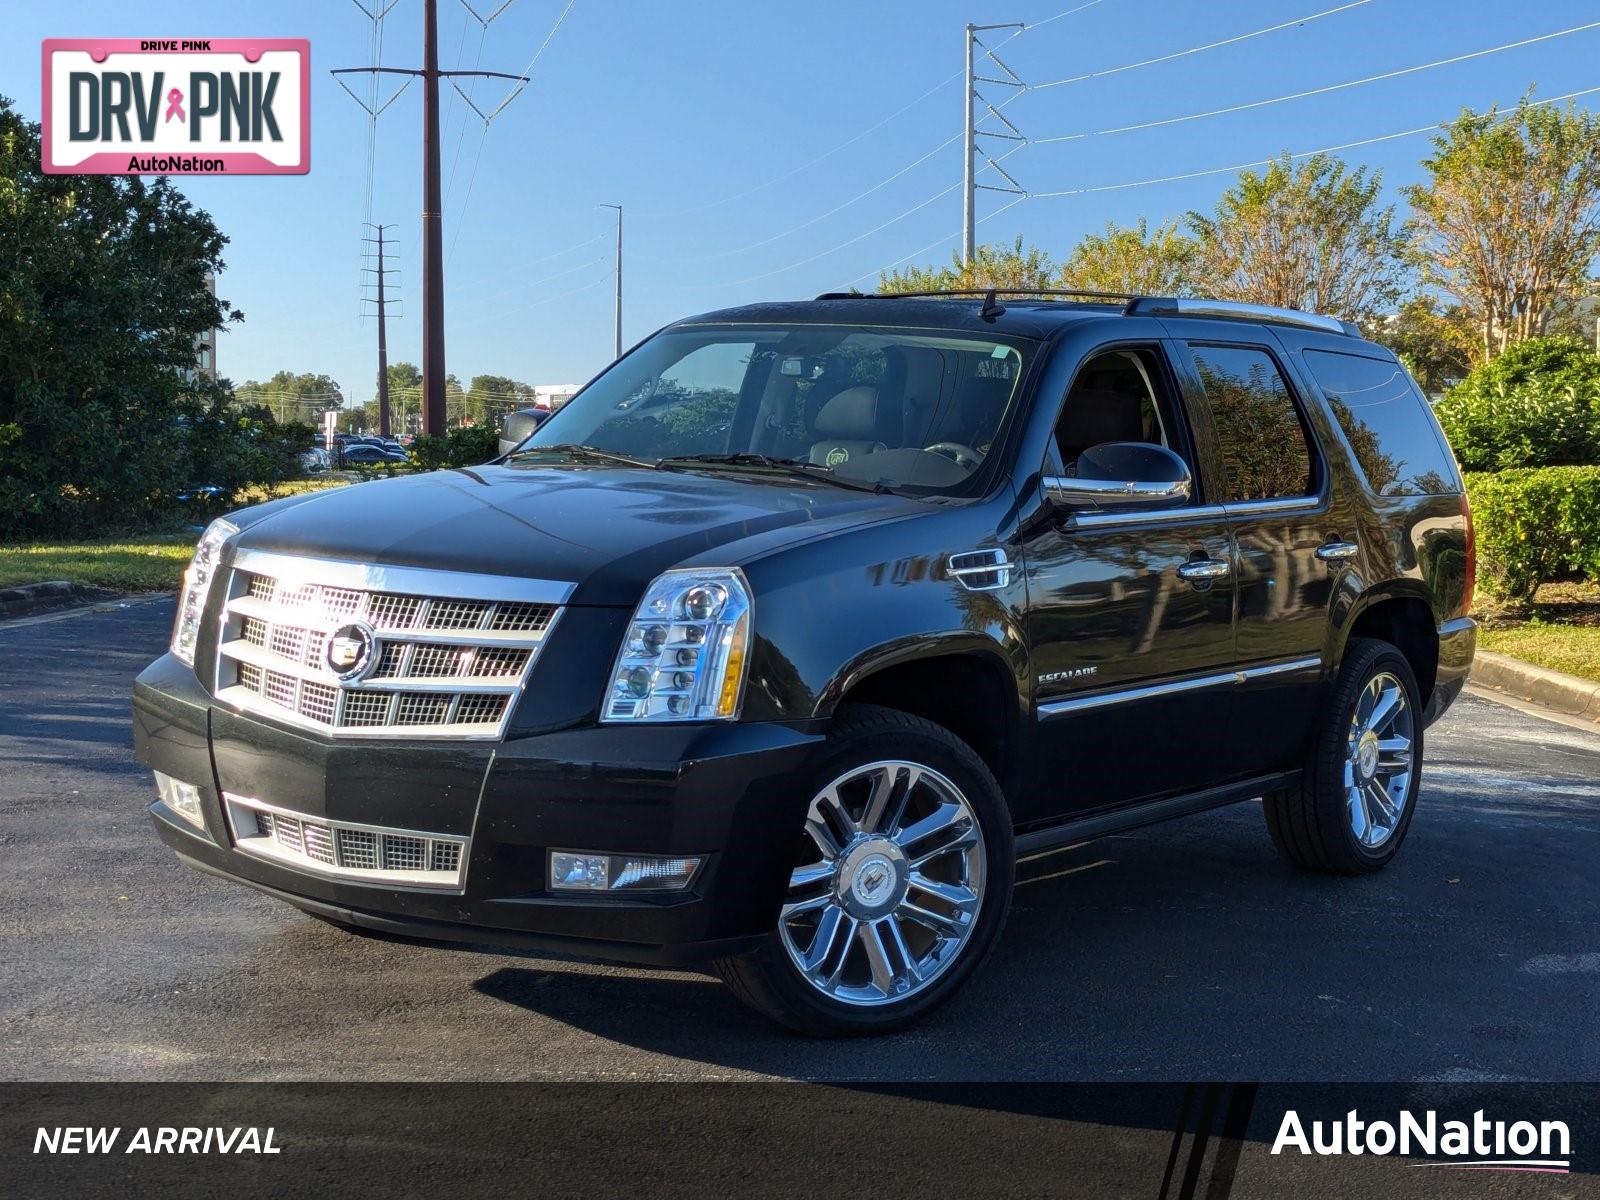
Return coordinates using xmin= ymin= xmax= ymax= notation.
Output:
xmin=326 ymin=622 xmax=376 ymax=682
xmin=214 ymin=550 xmax=569 ymax=739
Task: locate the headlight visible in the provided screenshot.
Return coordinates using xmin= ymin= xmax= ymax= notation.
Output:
xmin=171 ymin=517 xmax=236 ymax=666
xmin=603 ymin=567 xmax=752 ymax=722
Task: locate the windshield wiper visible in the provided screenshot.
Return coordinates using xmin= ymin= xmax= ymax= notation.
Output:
xmin=657 ymin=453 xmax=890 ymax=494
xmin=508 ymin=443 xmax=654 ymax=468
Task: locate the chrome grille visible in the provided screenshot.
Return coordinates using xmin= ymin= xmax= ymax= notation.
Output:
xmin=226 ymin=794 xmax=469 ymax=891
xmin=212 ymin=550 xmax=569 ymax=740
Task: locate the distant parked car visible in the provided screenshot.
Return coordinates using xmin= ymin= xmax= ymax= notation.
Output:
xmin=300 ymin=448 xmax=330 ymax=473
xmin=341 ymin=443 xmax=408 ymax=466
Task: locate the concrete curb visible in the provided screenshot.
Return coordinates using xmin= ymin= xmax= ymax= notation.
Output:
xmin=0 ymin=580 xmax=120 ymax=622
xmin=1471 ymin=650 xmax=1600 ymax=723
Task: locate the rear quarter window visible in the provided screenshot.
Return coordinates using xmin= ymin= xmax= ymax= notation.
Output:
xmin=1303 ymin=350 xmax=1460 ymax=495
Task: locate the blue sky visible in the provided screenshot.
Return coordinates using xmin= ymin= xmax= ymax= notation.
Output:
xmin=8 ymin=0 xmax=1600 ymax=413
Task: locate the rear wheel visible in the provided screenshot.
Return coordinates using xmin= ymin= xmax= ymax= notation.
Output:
xmin=714 ymin=705 xmax=1013 ymax=1036
xmin=1264 ymin=637 xmax=1423 ymax=874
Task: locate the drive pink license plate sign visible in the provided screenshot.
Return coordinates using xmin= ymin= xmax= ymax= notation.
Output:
xmin=42 ymin=38 xmax=309 ymax=175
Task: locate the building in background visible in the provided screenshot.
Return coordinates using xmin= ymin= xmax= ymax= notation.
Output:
xmin=532 ymin=384 xmax=580 ymax=410
xmin=186 ymin=273 xmax=219 ymax=383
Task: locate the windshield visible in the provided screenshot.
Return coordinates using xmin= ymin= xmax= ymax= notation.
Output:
xmin=518 ymin=323 xmax=1032 ymax=494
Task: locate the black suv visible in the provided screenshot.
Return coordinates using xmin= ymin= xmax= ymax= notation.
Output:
xmin=135 ymin=292 xmax=1476 ymax=1035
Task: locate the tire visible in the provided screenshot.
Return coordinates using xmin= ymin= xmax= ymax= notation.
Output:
xmin=1264 ymin=637 xmax=1424 ymax=874
xmin=714 ymin=703 xmax=1014 ymax=1036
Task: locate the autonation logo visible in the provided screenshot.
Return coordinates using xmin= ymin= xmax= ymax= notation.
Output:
xmin=1273 ymin=1109 xmax=1571 ymax=1174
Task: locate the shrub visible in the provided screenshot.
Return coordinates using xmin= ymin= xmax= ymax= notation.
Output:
xmin=1435 ymin=336 xmax=1600 ymax=470
xmin=1466 ymin=466 xmax=1600 ymax=603
xmin=408 ymin=426 xmax=498 ymax=471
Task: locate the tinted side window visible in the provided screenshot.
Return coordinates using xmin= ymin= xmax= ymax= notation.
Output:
xmin=1303 ymin=350 xmax=1458 ymax=495
xmin=1190 ymin=345 xmax=1314 ymax=502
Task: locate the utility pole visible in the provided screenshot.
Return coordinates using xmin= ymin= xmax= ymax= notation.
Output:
xmin=963 ymin=25 xmax=975 ymax=268
xmin=361 ymin=223 xmax=399 ymax=437
xmin=334 ymin=1 xmax=529 ymax=436
xmin=601 ymin=203 xmax=622 ymax=359
xmin=963 ymin=21 xmax=1027 ymax=268
xmin=420 ymin=0 xmax=445 ymax=436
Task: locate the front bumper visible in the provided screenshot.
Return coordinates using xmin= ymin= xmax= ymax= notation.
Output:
xmin=134 ymin=653 xmax=824 ymax=966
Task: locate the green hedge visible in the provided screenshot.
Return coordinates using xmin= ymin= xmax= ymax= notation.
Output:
xmin=1435 ymin=337 xmax=1600 ymax=470
xmin=1466 ymin=466 xmax=1600 ymax=603
xmin=407 ymin=425 xmax=500 ymax=470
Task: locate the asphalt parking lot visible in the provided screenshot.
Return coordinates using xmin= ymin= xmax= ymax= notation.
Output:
xmin=2 ymin=597 xmax=1597 ymax=1082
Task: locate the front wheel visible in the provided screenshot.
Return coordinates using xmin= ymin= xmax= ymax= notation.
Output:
xmin=714 ymin=705 xmax=1014 ymax=1036
xmin=1264 ymin=637 xmax=1423 ymax=874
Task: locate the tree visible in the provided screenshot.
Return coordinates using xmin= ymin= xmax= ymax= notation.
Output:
xmin=234 ymin=371 xmax=343 ymax=426
xmin=0 ymin=96 xmax=244 ymax=538
xmin=879 ymin=235 xmax=1055 ymax=293
xmin=1060 ymin=218 xmax=1197 ymax=296
xmin=1405 ymin=93 xmax=1600 ymax=360
xmin=1187 ymin=153 xmax=1407 ymax=325
xmin=465 ymin=374 xmax=522 ymax=427
xmin=1371 ymin=296 xmax=1475 ymax=395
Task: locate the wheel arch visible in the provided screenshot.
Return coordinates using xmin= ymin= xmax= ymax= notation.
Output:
xmin=818 ymin=637 xmax=1027 ymax=801
xmin=1334 ymin=587 xmax=1439 ymax=706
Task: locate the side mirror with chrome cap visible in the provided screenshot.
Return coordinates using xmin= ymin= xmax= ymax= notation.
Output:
xmin=1044 ymin=442 xmax=1193 ymax=510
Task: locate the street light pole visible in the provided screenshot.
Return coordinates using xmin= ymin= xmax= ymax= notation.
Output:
xmin=601 ymin=203 xmax=622 ymax=359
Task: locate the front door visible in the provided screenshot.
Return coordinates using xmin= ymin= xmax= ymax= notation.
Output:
xmin=1022 ymin=341 xmax=1238 ymax=819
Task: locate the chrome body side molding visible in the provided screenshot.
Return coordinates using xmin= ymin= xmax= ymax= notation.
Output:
xmin=1037 ymin=655 xmax=1323 ymax=719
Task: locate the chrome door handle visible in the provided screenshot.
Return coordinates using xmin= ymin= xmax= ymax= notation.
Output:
xmin=1177 ymin=559 xmax=1231 ymax=581
xmin=1315 ymin=541 xmax=1359 ymax=562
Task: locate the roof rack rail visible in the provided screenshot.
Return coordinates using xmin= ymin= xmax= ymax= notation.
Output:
xmin=814 ymin=287 xmax=1136 ymax=303
xmin=809 ymin=289 xmax=1361 ymax=337
xmin=1123 ymin=297 xmax=1359 ymax=337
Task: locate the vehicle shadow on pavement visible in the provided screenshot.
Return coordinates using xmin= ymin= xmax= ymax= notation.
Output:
xmin=463 ymin=793 xmax=1599 ymax=1080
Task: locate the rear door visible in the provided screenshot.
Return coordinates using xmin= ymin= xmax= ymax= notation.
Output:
xmin=1170 ymin=333 xmax=1356 ymax=779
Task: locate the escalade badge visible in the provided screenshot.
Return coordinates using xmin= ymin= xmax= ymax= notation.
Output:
xmin=326 ymin=622 xmax=377 ymax=682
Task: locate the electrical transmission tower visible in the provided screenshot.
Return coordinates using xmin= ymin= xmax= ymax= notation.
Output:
xmin=334 ymin=0 xmax=530 ymax=436
xmin=361 ymin=223 xmax=401 ymax=437
xmin=963 ymin=22 xmax=1028 ymax=267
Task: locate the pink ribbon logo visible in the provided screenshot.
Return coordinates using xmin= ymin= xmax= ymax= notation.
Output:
xmin=164 ymin=88 xmax=185 ymax=123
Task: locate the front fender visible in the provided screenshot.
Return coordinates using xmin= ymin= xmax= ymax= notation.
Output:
xmin=735 ymin=497 xmax=1029 ymax=724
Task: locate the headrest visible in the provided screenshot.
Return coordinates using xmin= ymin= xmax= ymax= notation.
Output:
xmin=1057 ymin=388 xmax=1146 ymax=457
xmin=813 ymin=386 xmax=879 ymax=439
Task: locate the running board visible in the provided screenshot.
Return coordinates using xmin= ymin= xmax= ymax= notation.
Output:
xmin=1014 ymin=771 xmax=1299 ymax=858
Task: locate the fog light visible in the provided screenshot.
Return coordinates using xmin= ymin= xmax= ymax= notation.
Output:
xmin=550 ymin=852 xmax=610 ymax=890
xmin=549 ymin=851 xmax=703 ymax=893
xmin=153 ymin=771 xmax=205 ymax=831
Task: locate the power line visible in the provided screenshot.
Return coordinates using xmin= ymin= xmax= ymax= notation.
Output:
xmin=1031 ymin=18 xmax=1600 ymax=144
xmin=1028 ymin=0 xmax=1373 ymax=91
xmin=1025 ymin=0 xmax=1110 ymax=33
xmin=843 ymin=84 xmax=1600 ymax=288
xmin=1027 ymin=83 xmax=1600 ymax=199
xmin=704 ymin=141 xmax=1029 ymax=290
xmin=840 ymin=191 xmax=1031 ymax=291
xmin=638 ymin=19 xmax=1056 ymax=224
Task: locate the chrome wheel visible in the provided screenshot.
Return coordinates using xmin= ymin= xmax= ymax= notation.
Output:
xmin=779 ymin=760 xmax=987 ymax=1007
xmin=1345 ymin=671 xmax=1415 ymax=848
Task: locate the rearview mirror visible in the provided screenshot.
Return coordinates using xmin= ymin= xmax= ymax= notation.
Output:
xmin=1044 ymin=442 xmax=1192 ymax=510
xmin=498 ymin=408 xmax=549 ymax=456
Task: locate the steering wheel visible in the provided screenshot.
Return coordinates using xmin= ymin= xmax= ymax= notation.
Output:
xmin=923 ymin=442 xmax=983 ymax=470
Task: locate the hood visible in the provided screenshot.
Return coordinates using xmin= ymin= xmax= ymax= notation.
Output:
xmin=232 ymin=463 xmax=920 ymax=606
